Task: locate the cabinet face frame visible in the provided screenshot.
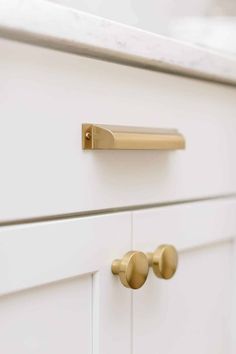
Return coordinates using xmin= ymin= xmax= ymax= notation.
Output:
xmin=132 ymin=199 xmax=236 ymax=354
xmin=0 ymin=213 xmax=132 ymax=354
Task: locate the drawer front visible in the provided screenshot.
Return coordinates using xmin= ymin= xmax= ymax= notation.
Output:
xmin=0 ymin=212 xmax=131 ymax=354
xmin=1 ymin=38 xmax=236 ymax=221
xmin=132 ymin=199 xmax=236 ymax=354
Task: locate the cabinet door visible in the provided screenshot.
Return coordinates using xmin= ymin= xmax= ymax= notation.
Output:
xmin=132 ymin=199 xmax=236 ymax=354
xmin=0 ymin=213 xmax=132 ymax=354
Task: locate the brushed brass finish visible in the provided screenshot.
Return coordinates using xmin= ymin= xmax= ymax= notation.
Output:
xmin=147 ymin=245 xmax=178 ymax=279
xmin=82 ymin=124 xmax=185 ymax=150
xmin=111 ymin=251 xmax=149 ymax=289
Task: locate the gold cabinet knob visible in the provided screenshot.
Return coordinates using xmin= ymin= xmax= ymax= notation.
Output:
xmin=111 ymin=251 xmax=149 ymax=289
xmin=147 ymin=245 xmax=178 ymax=279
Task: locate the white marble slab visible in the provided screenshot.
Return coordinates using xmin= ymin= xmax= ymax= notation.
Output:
xmin=0 ymin=0 xmax=236 ymax=84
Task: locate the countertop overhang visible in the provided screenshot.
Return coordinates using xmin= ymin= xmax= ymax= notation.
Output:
xmin=0 ymin=0 xmax=236 ymax=85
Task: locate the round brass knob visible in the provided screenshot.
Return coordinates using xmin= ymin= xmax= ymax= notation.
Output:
xmin=111 ymin=251 xmax=149 ymax=289
xmin=147 ymin=245 xmax=178 ymax=279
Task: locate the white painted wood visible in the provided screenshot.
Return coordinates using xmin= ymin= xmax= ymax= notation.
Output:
xmin=0 ymin=212 xmax=132 ymax=354
xmin=1 ymin=39 xmax=236 ymax=222
xmin=132 ymin=199 xmax=236 ymax=354
xmin=0 ymin=0 xmax=236 ymax=84
xmin=134 ymin=242 xmax=233 ymax=354
xmin=0 ymin=276 xmax=92 ymax=354
xmin=132 ymin=199 xmax=236 ymax=251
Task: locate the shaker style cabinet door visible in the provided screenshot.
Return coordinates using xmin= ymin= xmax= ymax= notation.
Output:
xmin=0 ymin=213 xmax=132 ymax=354
xmin=132 ymin=199 xmax=236 ymax=354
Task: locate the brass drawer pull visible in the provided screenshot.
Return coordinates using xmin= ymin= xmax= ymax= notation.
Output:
xmin=82 ymin=124 xmax=185 ymax=150
xmin=111 ymin=251 xmax=149 ymax=289
xmin=147 ymin=245 xmax=178 ymax=280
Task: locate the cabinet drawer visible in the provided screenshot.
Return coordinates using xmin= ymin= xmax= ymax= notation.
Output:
xmin=1 ymin=38 xmax=236 ymax=222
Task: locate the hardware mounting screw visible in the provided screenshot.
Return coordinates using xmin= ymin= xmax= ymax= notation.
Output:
xmin=85 ymin=131 xmax=91 ymax=140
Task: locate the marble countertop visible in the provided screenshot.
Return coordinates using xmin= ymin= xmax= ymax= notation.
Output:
xmin=0 ymin=0 xmax=236 ymax=85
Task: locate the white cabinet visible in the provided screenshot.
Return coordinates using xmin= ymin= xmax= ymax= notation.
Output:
xmin=0 ymin=200 xmax=236 ymax=353
xmin=0 ymin=213 xmax=132 ymax=354
xmin=133 ymin=199 xmax=236 ymax=354
xmin=0 ymin=13 xmax=236 ymax=353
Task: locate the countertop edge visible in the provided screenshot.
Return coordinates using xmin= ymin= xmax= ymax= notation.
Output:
xmin=0 ymin=0 xmax=236 ymax=85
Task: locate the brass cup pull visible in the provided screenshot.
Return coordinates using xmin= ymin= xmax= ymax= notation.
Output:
xmin=147 ymin=245 xmax=178 ymax=280
xmin=111 ymin=251 xmax=149 ymax=289
xmin=82 ymin=124 xmax=185 ymax=150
